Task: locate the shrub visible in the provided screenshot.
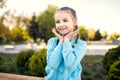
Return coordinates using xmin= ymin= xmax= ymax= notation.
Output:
xmin=29 ymin=48 xmax=47 ymax=77
xmin=16 ymin=49 xmax=35 ymax=70
xmin=0 ymin=56 xmax=2 ymax=65
xmin=0 ymin=54 xmax=18 ymax=73
xmin=81 ymin=55 xmax=105 ymax=80
xmin=103 ymin=46 xmax=120 ymax=71
xmin=105 ymin=58 xmax=120 ymax=80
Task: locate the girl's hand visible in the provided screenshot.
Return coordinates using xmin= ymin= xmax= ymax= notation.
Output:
xmin=64 ymin=27 xmax=79 ymax=42
xmin=52 ymin=27 xmax=64 ymax=43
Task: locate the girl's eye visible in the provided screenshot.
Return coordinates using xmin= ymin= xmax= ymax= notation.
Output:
xmin=63 ymin=19 xmax=68 ymax=22
xmin=56 ymin=20 xmax=60 ymax=24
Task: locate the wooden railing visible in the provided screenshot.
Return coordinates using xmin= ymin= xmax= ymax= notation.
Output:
xmin=0 ymin=73 xmax=44 ymax=80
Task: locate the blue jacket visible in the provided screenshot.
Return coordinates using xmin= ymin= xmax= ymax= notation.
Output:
xmin=45 ymin=37 xmax=87 ymax=80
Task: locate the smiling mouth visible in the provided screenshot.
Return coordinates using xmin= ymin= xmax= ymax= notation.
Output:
xmin=59 ymin=29 xmax=66 ymax=30
xmin=58 ymin=28 xmax=67 ymax=30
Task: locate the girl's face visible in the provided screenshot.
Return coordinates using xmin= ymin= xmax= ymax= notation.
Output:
xmin=55 ymin=11 xmax=77 ymax=35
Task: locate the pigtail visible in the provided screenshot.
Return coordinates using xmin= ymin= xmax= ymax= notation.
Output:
xmin=72 ymin=25 xmax=79 ymax=48
xmin=76 ymin=25 xmax=80 ymax=38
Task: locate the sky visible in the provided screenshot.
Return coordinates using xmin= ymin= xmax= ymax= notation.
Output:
xmin=0 ymin=0 xmax=120 ymax=34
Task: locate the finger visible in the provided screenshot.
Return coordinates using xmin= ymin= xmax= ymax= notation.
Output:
xmin=52 ymin=28 xmax=56 ymax=34
xmin=75 ymin=27 xmax=80 ymax=32
xmin=52 ymin=28 xmax=58 ymax=35
xmin=74 ymin=28 xmax=79 ymax=34
xmin=72 ymin=30 xmax=79 ymax=37
xmin=52 ymin=27 xmax=56 ymax=32
xmin=52 ymin=28 xmax=61 ymax=37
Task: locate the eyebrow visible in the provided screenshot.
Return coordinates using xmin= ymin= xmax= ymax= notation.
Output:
xmin=55 ymin=18 xmax=68 ymax=21
xmin=63 ymin=18 xmax=68 ymax=19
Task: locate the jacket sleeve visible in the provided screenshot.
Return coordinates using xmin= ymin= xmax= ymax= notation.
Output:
xmin=46 ymin=38 xmax=63 ymax=70
xmin=62 ymin=40 xmax=87 ymax=70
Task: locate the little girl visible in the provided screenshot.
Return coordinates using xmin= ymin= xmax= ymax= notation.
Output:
xmin=45 ymin=6 xmax=87 ymax=80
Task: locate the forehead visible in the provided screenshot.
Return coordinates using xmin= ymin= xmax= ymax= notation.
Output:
xmin=55 ymin=11 xmax=73 ymax=20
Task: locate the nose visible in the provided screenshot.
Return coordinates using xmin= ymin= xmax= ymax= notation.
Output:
xmin=57 ymin=22 xmax=65 ymax=27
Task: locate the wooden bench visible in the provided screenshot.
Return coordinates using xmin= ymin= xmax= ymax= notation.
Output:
xmin=0 ymin=73 xmax=44 ymax=80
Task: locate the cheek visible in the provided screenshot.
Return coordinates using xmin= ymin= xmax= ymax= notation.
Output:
xmin=68 ymin=24 xmax=74 ymax=29
xmin=67 ymin=21 xmax=75 ymax=27
xmin=55 ymin=24 xmax=58 ymax=27
xmin=55 ymin=25 xmax=59 ymax=30
xmin=70 ymin=27 xmax=74 ymax=32
xmin=55 ymin=23 xmax=60 ymax=28
xmin=55 ymin=26 xmax=59 ymax=32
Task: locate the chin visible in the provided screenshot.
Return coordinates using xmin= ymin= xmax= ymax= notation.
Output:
xmin=60 ymin=32 xmax=69 ymax=35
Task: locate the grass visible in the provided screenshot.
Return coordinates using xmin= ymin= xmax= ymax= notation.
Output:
xmin=0 ymin=53 xmax=106 ymax=80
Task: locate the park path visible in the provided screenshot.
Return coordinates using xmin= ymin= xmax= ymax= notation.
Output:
xmin=86 ymin=45 xmax=118 ymax=55
xmin=0 ymin=42 xmax=119 ymax=55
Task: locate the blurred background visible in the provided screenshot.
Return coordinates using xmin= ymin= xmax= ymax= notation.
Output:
xmin=0 ymin=0 xmax=120 ymax=80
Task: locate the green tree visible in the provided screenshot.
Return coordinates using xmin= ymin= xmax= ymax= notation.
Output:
xmin=101 ymin=31 xmax=108 ymax=39
xmin=107 ymin=32 xmax=120 ymax=40
xmin=11 ymin=26 xmax=30 ymax=43
xmin=79 ymin=26 xmax=88 ymax=41
xmin=93 ymin=29 xmax=102 ymax=40
xmin=0 ymin=17 xmax=5 ymax=42
xmin=87 ymin=28 xmax=96 ymax=40
xmin=0 ymin=16 xmax=11 ymax=43
xmin=8 ymin=15 xmax=31 ymax=43
xmin=28 ymin=13 xmax=39 ymax=43
xmin=37 ymin=5 xmax=58 ymax=43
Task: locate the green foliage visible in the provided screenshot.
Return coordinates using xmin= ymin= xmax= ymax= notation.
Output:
xmin=87 ymin=28 xmax=96 ymax=40
xmin=0 ymin=56 xmax=2 ymax=64
xmin=0 ymin=53 xmax=105 ymax=79
xmin=37 ymin=5 xmax=58 ymax=43
xmin=0 ymin=53 xmax=18 ymax=73
xmin=107 ymin=32 xmax=120 ymax=40
xmin=11 ymin=26 xmax=31 ymax=43
xmin=0 ymin=17 xmax=11 ymax=43
xmin=16 ymin=49 xmax=35 ymax=70
xmin=103 ymin=46 xmax=120 ymax=72
xmin=21 ymin=29 xmax=31 ymax=40
xmin=79 ymin=26 xmax=88 ymax=41
xmin=0 ymin=13 xmax=31 ymax=44
xmin=81 ymin=55 xmax=105 ymax=80
xmin=93 ymin=29 xmax=102 ymax=40
xmin=105 ymin=59 xmax=120 ymax=80
xmin=29 ymin=48 xmax=47 ymax=77
xmin=28 ymin=13 xmax=39 ymax=42
xmin=101 ymin=31 xmax=108 ymax=39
